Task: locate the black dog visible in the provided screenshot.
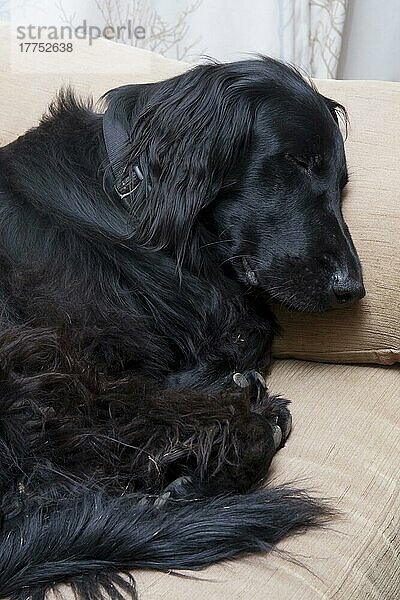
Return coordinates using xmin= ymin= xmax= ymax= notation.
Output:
xmin=0 ymin=58 xmax=364 ymax=600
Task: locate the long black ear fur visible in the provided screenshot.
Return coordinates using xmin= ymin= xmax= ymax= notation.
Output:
xmin=103 ymin=64 xmax=255 ymax=266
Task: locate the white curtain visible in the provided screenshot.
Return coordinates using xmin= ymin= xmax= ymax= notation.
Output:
xmin=278 ymin=0 xmax=349 ymax=78
xmin=7 ymin=0 xmax=348 ymax=77
xmin=0 ymin=1 xmax=9 ymax=19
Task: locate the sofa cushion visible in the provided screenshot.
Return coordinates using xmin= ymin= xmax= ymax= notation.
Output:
xmin=273 ymin=80 xmax=400 ymax=365
xmin=57 ymin=359 xmax=399 ymax=599
xmin=0 ymin=23 xmax=398 ymax=365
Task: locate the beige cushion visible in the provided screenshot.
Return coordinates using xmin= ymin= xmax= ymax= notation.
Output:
xmin=55 ymin=359 xmax=399 ymax=600
xmin=273 ymin=80 xmax=400 ymax=366
xmin=0 ymin=22 xmax=398 ymax=366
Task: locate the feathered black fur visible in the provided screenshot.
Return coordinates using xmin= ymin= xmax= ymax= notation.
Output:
xmin=0 ymin=57 xmax=364 ymax=599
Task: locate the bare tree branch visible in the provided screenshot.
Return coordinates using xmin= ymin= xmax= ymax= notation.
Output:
xmin=57 ymin=0 xmax=203 ymax=61
xmin=55 ymin=0 xmax=76 ymax=26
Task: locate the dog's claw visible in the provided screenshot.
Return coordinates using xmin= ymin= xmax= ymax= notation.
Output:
xmin=272 ymin=425 xmax=282 ymax=449
xmin=154 ymin=491 xmax=171 ymax=508
xmin=274 ymin=409 xmax=292 ymax=450
xmin=283 ymin=412 xmax=292 ymax=440
xmin=164 ymin=475 xmax=193 ymax=496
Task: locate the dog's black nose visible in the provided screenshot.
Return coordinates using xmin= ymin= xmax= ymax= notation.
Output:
xmin=331 ymin=274 xmax=365 ymax=306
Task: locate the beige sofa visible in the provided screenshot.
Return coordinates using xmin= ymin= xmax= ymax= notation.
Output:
xmin=1 ymin=24 xmax=399 ymax=600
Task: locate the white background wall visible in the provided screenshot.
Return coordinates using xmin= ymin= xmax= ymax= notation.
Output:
xmin=182 ymin=0 xmax=280 ymax=62
xmin=191 ymin=0 xmax=400 ymax=81
xmin=338 ymin=0 xmax=400 ymax=81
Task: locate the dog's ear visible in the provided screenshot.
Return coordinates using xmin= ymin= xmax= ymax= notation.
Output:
xmin=105 ymin=66 xmax=254 ymax=266
xmin=323 ymin=96 xmax=348 ymax=138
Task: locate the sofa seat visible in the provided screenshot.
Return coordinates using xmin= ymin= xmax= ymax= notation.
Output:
xmin=52 ymin=360 xmax=399 ymax=600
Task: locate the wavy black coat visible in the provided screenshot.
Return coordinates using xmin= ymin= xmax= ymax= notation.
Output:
xmin=0 ymin=58 xmax=360 ymax=599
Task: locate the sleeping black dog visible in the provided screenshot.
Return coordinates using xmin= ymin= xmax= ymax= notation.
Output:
xmin=0 ymin=58 xmax=364 ymax=600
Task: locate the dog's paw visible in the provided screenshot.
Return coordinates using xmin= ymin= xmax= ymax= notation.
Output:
xmin=250 ymin=391 xmax=292 ymax=451
xmin=232 ymin=371 xmax=292 ymax=451
xmin=261 ymin=397 xmax=292 ymax=450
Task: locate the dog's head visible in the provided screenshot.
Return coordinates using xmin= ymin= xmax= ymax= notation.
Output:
xmin=105 ymin=57 xmax=364 ymax=312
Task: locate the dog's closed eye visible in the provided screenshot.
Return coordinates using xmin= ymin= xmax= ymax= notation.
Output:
xmin=285 ymin=153 xmax=322 ymax=173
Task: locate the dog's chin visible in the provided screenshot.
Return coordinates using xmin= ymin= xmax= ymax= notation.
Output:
xmin=270 ymin=295 xmax=333 ymax=313
xmin=241 ymin=262 xmax=333 ymax=313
